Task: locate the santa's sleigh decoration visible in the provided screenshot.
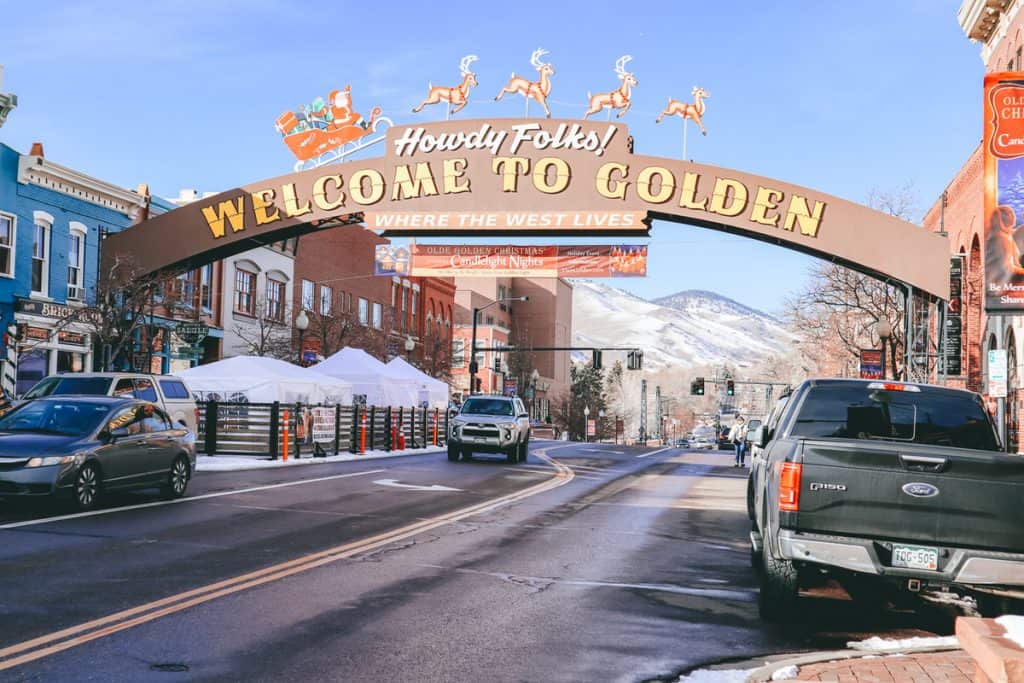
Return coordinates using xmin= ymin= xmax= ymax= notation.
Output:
xmin=276 ymin=87 xmax=392 ymax=171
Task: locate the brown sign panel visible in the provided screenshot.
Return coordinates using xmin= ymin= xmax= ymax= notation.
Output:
xmin=102 ymin=118 xmax=950 ymax=299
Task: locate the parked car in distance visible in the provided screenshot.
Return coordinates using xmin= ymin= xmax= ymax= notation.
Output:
xmin=750 ymin=378 xmax=1022 ymax=620
xmin=448 ymin=395 xmax=530 ymax=464
xmin=22 ymin=373 xmax=198 ymax=434
xmin=674 ymin=438 xmax=690 ymax=448
xmin=0 ymin=396 xmax=196 ymax=510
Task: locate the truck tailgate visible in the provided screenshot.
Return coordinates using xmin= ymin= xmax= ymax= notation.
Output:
xmin=795 ymin=439 xmax=1024 ymax=553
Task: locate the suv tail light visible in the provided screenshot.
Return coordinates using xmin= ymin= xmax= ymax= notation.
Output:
xmin=779 ymin=462 xmax=802 ymax=512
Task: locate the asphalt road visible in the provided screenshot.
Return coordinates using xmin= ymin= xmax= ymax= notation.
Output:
xmin=0 ymin=442 xmax=958 ymax=682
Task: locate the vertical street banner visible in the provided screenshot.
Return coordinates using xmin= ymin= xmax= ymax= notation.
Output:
xmin=989 ymin=349 xmax=1008 ymax=398
xmin=945 ymin=255 xmax=964 ymax=375
xmin=859 ymin=349 xmax=883 ymax=379
xmin=984 ymin=72 xmax=1024 ymax=312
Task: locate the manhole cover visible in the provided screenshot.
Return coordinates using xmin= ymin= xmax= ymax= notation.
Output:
xmin=150 ymin=663 xmax=189 ymax=673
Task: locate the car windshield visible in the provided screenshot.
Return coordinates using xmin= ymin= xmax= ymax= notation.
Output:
xmin=0 ymin=400 xmax=111 ymax=436
xmin=24 ymin=376 xmax=112 ymax=399
xmin=791 ymin=385 xmax=1000 ymax=451
xmin=460 ymin=398 xmax=514 ymax=416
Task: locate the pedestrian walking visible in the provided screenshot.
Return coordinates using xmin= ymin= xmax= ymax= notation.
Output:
xmin=728 ymin=416 xmax=747 ymax=467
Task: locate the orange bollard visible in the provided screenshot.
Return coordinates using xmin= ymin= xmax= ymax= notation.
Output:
xmin=433 ymin=412 xmax=438 ymax=446
xmin=398 ymin=415 xmax=406 ymax=450
xmin=282 ymin=409 xmax=290 ymax=462
xmin=360 ymin=409 xmax=367 ymax=454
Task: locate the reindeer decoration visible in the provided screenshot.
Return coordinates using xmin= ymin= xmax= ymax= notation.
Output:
xmin=413 ymin=55 xmax=479 ymax=117
xmin=495 ymin=48 xmax=555 ymax=117
xmin=656 ymin=86 xmax=710 ymax=135
xmin=583 ymin=55 xmax=637 ymax=120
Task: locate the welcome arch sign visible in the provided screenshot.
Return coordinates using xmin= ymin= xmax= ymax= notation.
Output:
xmin=103 ymin=118 xmax=950 ymax=300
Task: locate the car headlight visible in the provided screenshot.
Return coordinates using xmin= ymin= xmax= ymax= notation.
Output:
xmin=497 ymin=422 xmax=515 ymax=431
xmin=25 ymin=455 xmax=78 ymax=468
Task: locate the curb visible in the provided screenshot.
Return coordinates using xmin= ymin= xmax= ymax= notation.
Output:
xmin=744 ymin=644 xmax=964 ymax=682
xmin=196 ymin=447 xmax=447 ymax=472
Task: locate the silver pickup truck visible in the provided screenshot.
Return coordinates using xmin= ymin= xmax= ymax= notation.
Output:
xmin=448 ymin=395 xmax=530 ymax=464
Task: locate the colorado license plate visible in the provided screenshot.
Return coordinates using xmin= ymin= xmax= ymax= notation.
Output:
xmin=892 ymin=544 xmax=939 ymax=571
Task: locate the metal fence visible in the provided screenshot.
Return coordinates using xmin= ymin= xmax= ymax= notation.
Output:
xmin=198 ymin=400 xmax=449 ymax=459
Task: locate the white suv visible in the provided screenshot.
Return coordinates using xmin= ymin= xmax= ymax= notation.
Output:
xmin=448 ymin=395 xmax=531 ymax=464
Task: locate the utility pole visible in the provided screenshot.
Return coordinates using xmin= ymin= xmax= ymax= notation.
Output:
xmin=639 ymin=379 xmax=647 ymax=443
xmin=655 ymin=385 xmax=662 ymax=441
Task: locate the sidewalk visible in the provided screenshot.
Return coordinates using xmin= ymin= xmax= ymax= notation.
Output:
xmin=791 ymin=650 xmax=974 ymax=681
xmin=196 ymin=446 xmax=446 ymax=472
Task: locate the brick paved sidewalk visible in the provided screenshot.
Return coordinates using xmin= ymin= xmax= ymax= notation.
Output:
xmin=793 ymin=649 xmax=974 ymax=682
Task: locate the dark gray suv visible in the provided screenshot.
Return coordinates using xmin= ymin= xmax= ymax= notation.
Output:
xmin=448 ymin=395 xmax=530 ymax=464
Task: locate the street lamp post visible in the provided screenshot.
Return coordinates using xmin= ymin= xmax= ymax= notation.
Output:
xmin=405 ymin=335 xmax=415 ymax=363
xmin=295 ymin=310 xmax=310 ymax=366
xmin=530 ymin=368 xmax=540 ymax=420
xmin=583 ymin=405 xmax=590 ymax=443
xmin=469 ymin=295 xmax=529 ymax=396
xmin=876 ymin=319 xmax=892 ymax=380
xmin=598 ymin=408 xmax=605 ymax=442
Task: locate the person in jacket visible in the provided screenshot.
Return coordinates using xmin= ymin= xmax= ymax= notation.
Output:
xmin=728 ymin=416 xmax=748 ymax=468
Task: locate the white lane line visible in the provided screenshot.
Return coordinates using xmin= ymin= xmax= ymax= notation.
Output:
xmin=0 ymin=469 xmax=387 ymax=530
xmin=635 ymin=447 xmax=674 ymax=459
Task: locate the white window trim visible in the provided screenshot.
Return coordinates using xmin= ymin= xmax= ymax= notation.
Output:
xmin=68 ymin=221 xmax=87 ymax=300
xmin=31 ymin=212 xmax=53 ymax=299
xmin=301 ymin=279 xmax=315 ymax=311
xmin=0 ymin=211 xmax=16 ymax=279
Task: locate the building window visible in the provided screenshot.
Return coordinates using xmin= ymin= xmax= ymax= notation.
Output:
xmin=31 ymin=214 xmax=51 ymax=296
xmin=266 ymin=277 xmax=286 ymax=322
xmin=68 ymin=223 xmax=86 ymax=301
xmin=392 ymin=281 xmax=398 ymax=307
xmin=175 ymin=271 xmax=195 ymax=307
xmin=372 ymin=302 xmax=383 ymax=329
xmin=0 ymin=213 xmax=15 ymax=278
xmin=411 ymin=289 xmax=418 ymax=326
xmin=301 ymin=279 xmax=314 ymax=310
xmin=346 ymin=292 xmax=352 ymax=313
xmin=319 ymin=285 xmax=332 ymax=316
xmin=452 ymin=338 xmax=465 ymax=367
xmin=200 ymin=263 xmax=213 ymax=311
xmin=234 ymin=268 xmax=256 ymax=315
xmin=358 ymin=297 xmax=369 ymax=325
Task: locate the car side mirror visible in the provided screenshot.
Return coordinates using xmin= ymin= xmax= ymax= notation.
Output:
xmin=105 ymin=426 xmax=130 ymax=443
xmin=518 ymin=413 xmax=529 ymax=419
xmin=750 ymin=426 xmax=765 ymax=448
xmin=177 ymin=419 xmax=188 ymax=427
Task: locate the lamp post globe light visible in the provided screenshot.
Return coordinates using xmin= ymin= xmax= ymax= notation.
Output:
xmin=530 ymin=369 xmax=540 ymax=420
xmin=295 ymin=310 xmax=310 ymax=366
xmin=469 ymin=295 xmax=529 ymax=396
xmin=876 ymin=319 xmax=892 ymax=380
xmin=405 ymin=335 xmax=415 ymax=362
xmin=584 ymin=405 xmax=590 ymax=443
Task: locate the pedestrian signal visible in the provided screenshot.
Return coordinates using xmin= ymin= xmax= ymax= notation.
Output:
xmin=592 ymin=349 xmax=603 ymax=370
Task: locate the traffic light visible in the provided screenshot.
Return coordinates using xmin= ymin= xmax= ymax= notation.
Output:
xmin=592 ymin=349 xmax=603 ymax=370
xmin=626 ymin=350 xmax=643 ymax=371
xmin=726 ymin=379 xmax=735 ymax=396
xmin=691 ymin=377 xmax=705 ymax=395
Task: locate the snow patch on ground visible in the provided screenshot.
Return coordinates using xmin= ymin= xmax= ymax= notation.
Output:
xmin=675 ymin=669 xmax=751 ymax=683
xmin=847 ymin=635 xmax=959 ymax=652
xmin=997 ymin=615 xmax=1024 ymax=649
xmin=771 ymin=664 xmax=799 ymax=680
xmin=196 ymin=447 xmax=445 ymax=472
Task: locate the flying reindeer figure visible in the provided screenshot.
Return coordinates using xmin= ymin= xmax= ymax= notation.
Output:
xmin=583 ymin=55 xmax=638 ymax=119
xmin=495 ymin=48 xmax=555 ymax=118
xmin=655 ymin=86 xmax=710 ymax=135
xmin=413 ymin=55 xmax=479 ymax=115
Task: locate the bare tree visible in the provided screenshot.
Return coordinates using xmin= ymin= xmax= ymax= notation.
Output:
xmin=233 ymin=296 xmax=293 ymax=359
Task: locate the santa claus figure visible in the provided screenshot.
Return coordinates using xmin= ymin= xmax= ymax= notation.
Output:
xmin=328 ymin=86 xmax=361 ymax=129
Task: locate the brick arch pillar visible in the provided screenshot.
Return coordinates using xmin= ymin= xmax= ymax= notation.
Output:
xmin=967 ymin=237 xmax=983 ymax=392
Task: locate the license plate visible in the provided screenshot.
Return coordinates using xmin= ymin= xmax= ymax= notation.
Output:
xmin=892 ymin=544 xmax=939 ymax=571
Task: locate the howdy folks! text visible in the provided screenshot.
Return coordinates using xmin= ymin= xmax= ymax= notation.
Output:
xmin=392 ymin=123 xmax=619 ymax=158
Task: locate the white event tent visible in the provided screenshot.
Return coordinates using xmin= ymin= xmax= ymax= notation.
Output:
xmin=313 ymin=347 xmax=419 ymax=407
xmin=385 ymin=357 xmax=450 ymax=409
xmin=174 ymin=356 xmax=353 ymax=404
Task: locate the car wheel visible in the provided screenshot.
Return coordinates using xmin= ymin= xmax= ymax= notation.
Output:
xmin=461 ymin=449 xmax=472 ymax=461
xmin=447 ymin=445 xmax=459 ymax=462
xmin=506 ymin=446 xmax=518 ymax=464
xmin=74 ymin=463 xmax=101 ymax=511
xmin=519 ymin=440 xmax=529 ymax=462
xmin=758 ymin=550 xmax=800 ymax=621
xmin=161 ymin=456 xmax=190 ymax=500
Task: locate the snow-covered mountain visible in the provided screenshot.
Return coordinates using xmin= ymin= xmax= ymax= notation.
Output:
xmin=571 ymin=281 xmax=797 ymax=370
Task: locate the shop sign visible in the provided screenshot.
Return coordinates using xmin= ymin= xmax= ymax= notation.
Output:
xmin=25 ymin=326 xmax=49 ymax=341
xmin=989 ymin=349 xmax=1008 ymax=398
xmin=945 ymin=255 xmax=963 ymax=375
xmin=503 ymin=379 xmax=518 ymax=396
xmin=984 ymin=72 xmax=1024 ymax=312
xmin=586 ymin=419 xmax=597 ymax=437
xmin=376 ymin=243 xmax=648 ymax=278
xmin=57 ymin=331 xmax=87 ymax=346
xmin=16 ymin=298 xmax=100 ymax=325
xmin=174 ymin=321 xmax=209 ymax=345
xmin=859 ymin=349 xmax=883 ymax=380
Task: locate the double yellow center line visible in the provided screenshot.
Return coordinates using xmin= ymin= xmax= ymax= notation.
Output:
xmin=0 ymin=453 xmax=574 ymax=672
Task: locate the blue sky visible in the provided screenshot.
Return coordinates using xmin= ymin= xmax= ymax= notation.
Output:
xmin=0 ymin=0 xmax=981 ymax=313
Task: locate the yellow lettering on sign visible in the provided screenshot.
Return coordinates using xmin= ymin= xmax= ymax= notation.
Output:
xmin=532 ymin=157 xmax=570 ymax=194
xmin=392 ymin=162 xmax=440 ymax=201
xmin=636 ymin=166 xmax=675 ymax=204
xmin=443 ymin=158 xmax=471 ymax=194
xmin=708 ymin=177 xmax=748 ymax=217
xmin=678 ymin=172 xmax=707 ymax=210
xmin=251 ymin=189 xmax=280 ymax=226
xmin=350 ymin=169 xmax=386 ymax=205
xmin=596 ymin=162 xmax=629 ymax=200
xmin=282 ymin=182 xmax=312 ymax=218
xmin=312 ymin=174 xmax=345 ymax=211
xmin=783 ymin=196 xmax=826 ymax=237
xmin=492 ymin=156 xmax=529 ymax=192
xmin=750 ymin=186 xmax=784 ymax=227
xmin=200 ymin=197 xmax=246 ymax=238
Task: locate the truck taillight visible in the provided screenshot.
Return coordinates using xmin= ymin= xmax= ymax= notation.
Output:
xmin=779 ymin=462 xmax=802 ymax=512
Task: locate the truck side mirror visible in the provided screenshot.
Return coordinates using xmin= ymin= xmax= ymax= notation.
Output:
xmin=752 ymin=426 xmax=768 ymax=448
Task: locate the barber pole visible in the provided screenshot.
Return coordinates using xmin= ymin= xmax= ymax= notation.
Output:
xmin=2 ymin=324 xmax=17 ymax=399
